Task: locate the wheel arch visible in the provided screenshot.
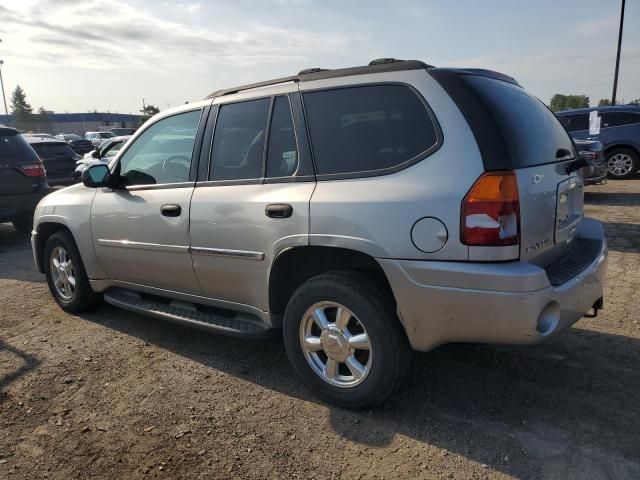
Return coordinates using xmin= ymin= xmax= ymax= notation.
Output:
xmin=603 ymin=143 xmax=640 ymax=158
xmin=34 ymin=222 xmax=75 ymax=273
xmin=268 ymin=246 xmax=397 ymax=323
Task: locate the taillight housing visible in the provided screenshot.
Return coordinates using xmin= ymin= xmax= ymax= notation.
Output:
xmin=461 ymin=171 xmax=520 ymax=246
xmin=19 ymin=161 xmax=46 ymax=177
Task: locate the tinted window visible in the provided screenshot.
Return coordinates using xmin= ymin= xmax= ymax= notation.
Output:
xmin=0 ymin=133 xmax=32 ymax=157
xmin=560 ymin=114 xmax=589 ymax=132
xmin=31 ymin=143 xmax=76 ymax=158
xmin=465 ymin=75 xmax=575 ymax=167
xmin=118 ymin=109 xmax=201 ymax=186
xmin=303 ymin=85 xmax=437 ymax=175
xmin=210 ymin=98 xmax=270 ymax=181
xmin=601 ymin=112 xmax=640 ymax=128
xmin=267 ymin=96 xmax=298 ymax=177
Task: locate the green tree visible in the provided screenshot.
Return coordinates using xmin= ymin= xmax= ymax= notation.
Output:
xmin=139 ymin=104 xmax=160 ymax=125
xmin=549 ymin=94 xmax=590 ymax=112
xmin=36 ymin=106 xmax=52 ymax=133
xmin=10 ymin=85 xmax=35 ymax=131
xmin=598 ymin=98 xmax=612 ymax=107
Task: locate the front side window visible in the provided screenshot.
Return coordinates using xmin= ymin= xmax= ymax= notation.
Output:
xmin=118 ymin=109 xmax=201 ymax=186
xmin=303 ymin=85 xmax=437 ymax=175
xmin=266 ymin=96 xmax=298 ymax=177
xmin=103 ymin=140 xmax=124 ymax=159
xmin=210 ymin=98 xmax=271 ymax=181
xmin=560 ymin=114 xmax=589 ymax=132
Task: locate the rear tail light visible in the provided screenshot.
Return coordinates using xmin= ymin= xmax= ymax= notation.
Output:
xmin=19 ymin=161 xmax=46 ymax=177
xmin=461 ymin=171 xmax=520 ymax=246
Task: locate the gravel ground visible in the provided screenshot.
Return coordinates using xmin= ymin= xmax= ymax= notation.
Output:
xmin=0 ymin=179 xmax=639 ymax=479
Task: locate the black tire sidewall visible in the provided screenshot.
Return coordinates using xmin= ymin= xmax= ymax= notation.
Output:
xmin=44 ymin=231 xmax=98 ymax=312
xmin=607 ymin=148 xmax=639 ymax=179
xmin=283 ymin=272 xmax=409 ymax=409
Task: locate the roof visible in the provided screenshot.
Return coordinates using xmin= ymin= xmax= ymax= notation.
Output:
xmin=0 ymin=112 xmax=142 ymax=123
xmin=557 ymin=104 xmax=640 ymax=115
xmin=206 ymin=58 xmax=433 ymax=99
xmin=23 ymin=136 xmax=66 ymax=145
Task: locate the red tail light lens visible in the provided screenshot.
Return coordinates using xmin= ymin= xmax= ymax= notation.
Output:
xmin=461 ymin=171 xmax=520 ymax=246
xmin=19 ymin=162 xmax=46 ymax=177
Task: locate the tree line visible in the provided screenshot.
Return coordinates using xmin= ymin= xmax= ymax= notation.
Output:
xmin=549 ymin=93 xmax=640 ymax=112
xmin=3 ymin=85 xmax=160 ymax=132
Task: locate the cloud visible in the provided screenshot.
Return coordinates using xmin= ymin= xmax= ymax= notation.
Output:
xmin=0 ymin=0 xmax=354 ymax=71
xmin=574 ymin=15 xmax=619 ymax=36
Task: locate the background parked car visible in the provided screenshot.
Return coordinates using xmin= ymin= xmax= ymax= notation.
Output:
xmin=73 ymin=135 xmax=130 ymax=182
xmin=23 ymin=133 xmax=58 ymax=140
xmin=85 ymin=131 xmax=115 ymax=147
xmin=574 ymin=139 xmax=607 ymax=185
xmin=110 ymin=127 xmax=136 ymax=136
xmin=0 ymin=125 xmax=48 ymax=233
xmin=557 ymin=105 xmax=640 ymax=179
xmin=55 ymin=134 xmax=94 ymax=155
xmin=24 ymin=137 xmax=80 ymax=187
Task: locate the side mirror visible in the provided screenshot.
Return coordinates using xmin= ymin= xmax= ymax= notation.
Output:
xmin=82 ymin=164 xmax=111 ymax=188
xmin=91 ymin=149 xmax=100 ymax=159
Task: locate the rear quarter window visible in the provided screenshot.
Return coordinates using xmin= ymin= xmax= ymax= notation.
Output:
xmin=302 ymin=84 xmax=438 ymax=176
xmin=601 ymin=112 xmax=640 ymax=128
xmin=464 ymin=75 xmax=575 ymax=168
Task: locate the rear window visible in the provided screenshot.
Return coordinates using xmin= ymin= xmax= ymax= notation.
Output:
xmin=31 ymin=143 xmax=76 ymax=158
xmin=303 ymin=84 xmax=438 ymax=176
xmin=464 ymin=75 xmax=575 ymax=168
xmin=0 ymin=133 xmax=39 ymax=162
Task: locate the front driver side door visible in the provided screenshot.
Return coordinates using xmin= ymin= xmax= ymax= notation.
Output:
xmin=91 ymin=108 xmax=206 ymax=294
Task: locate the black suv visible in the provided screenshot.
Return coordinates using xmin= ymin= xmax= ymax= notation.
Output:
xmin=557 ymin=105 xmax=640 ymax=179
xmin=24 ymin=136 xmax=80 ymax=187
xmin=0 ymin=126 xmax=48 ymax=233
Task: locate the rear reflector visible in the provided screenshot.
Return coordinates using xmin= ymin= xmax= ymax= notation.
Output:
xmin=462 ymin=171 xmax=520 ymax=246
xmin=19 ymin=163 xmax=46 ymax=177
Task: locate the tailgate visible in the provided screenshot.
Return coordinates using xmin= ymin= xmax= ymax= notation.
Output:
xmin=458 ymin=74 xmax=583 ymax=266
xmin=0 ymin=133 xmax=41 ymax=195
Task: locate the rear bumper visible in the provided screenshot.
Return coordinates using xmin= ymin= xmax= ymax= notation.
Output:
xmin=0 ymin=188 xmax=47 ymax=222
xmin=379 ymin=218 xmax=608 ymax=351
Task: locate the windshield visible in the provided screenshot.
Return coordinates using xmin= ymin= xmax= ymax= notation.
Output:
xmin=99 ymin=132 xmax=115 ymax=139
xmin=65 ymin=134 xmax=83 ymax=141
xmin=31 ymin=143 xmax=76 ymax=158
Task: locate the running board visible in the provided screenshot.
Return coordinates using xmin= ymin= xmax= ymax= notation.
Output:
xmin=103 ymin=288 xmax=272 ymax=338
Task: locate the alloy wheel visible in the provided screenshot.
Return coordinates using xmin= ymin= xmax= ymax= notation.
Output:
xmin=50 ymin=246 xmax=76 ymax=301
xmin=299 ymin=301 xmax=372 ymax=388
xmin=608 ymin=153 xmax=634 ymax=177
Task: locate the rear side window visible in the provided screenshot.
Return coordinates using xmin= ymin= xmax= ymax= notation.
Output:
xmin=303 ymin=85 xmax=438 ymax=176
xmin=266 ymin=96 xmax=298 ymax=178
xmin=559 ymin=114 xmax=588 ymax=132
xmin=210 ymin=98 xmax=270 ymax=181
xmin=601 ymin=112 xmax=640 ymax=128
xmin=464 ymin=75 xmax=575 ymax=168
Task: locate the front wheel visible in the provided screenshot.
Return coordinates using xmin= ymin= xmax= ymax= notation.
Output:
xmin=44 ymin=231 xmax=101 ymax=313
xmin=283 ymin=271 xmax=410 ymax=409
xmin=607 ymin=148 xmax=639 ymax=179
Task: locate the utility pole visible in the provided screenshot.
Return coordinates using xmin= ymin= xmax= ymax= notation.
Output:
xmin=611 ymin=0 xmax=626 ymax=105
xmin=0 ymin=39 xmax=8 ymax=117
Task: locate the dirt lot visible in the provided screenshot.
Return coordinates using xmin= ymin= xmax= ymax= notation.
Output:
xmin=1 ymin=179 xmax=639 ymax=480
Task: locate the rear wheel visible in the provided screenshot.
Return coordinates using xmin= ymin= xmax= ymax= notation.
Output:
xmin=283 ymin=271 xmax=410 ymax=409
xmin=607 ymin=148 xmax=639 ymax=179
xmin=11 ymin=216 xmax=32 ymax=234
xmin=44 ymin=231 xmax=101 ymax=313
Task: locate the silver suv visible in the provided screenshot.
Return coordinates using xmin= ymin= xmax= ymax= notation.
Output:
xmin=31 ymin=59 xmax=608 ymax=408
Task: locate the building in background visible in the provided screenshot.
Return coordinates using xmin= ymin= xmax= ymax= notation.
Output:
xmin=0 ymin=112 xmax=141 ymax=135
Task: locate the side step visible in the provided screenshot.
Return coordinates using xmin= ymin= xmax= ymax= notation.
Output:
xmin=103 ymin=288 xmax=272 ymax=338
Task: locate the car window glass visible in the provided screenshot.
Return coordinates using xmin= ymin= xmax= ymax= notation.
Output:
xmin=210 ymin=98 xmax=270 ymax=181
xmin=266 ymin=96 xmax=298 ymax=177
xmin=601 ymin=112 xmax=640 ymax=128
xmin=31 ymin=143 xmax=76 ymax=158
xmin=118 ymin=109 xmax=201 ymax=186
xmin=103 ymin=141 xmax=124 ymax=159
xmin=303 ymin=85 xmax=437 ymax=175
xmin=560 ymin=114 xmax=589 ymax=132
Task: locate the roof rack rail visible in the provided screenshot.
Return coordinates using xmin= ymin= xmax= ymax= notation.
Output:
xmin=298 ymin=68 xmax=329 ymax=75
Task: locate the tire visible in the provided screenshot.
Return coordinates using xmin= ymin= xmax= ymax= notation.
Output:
xmin=283 ymin=271 xmax=411 ymax=409
xmin=44 ymin=230 xmax=101 ymax=313
xmin=606 ymin=148 xmax=639 ymax=179
xmin=11 ymin=216 xmax=33 ymax=234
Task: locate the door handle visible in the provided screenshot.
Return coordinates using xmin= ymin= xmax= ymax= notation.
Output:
xmin=161 ymin=204 xmax=182 ymax=217
xmin=265 ymin=204 xmax=293 ymax=219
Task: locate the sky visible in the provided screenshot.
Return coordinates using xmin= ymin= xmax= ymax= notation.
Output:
xmin=0 ymin=0 xmax=638 ymax=114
